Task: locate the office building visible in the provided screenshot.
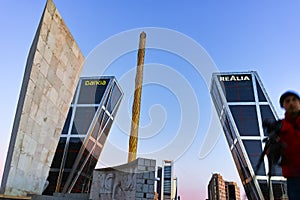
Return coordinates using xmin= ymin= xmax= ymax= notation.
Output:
xmin=208 ymin=173 xmax=240 ymax=200
xmin=172 ymin=177 xmax=178 ymax=200
xmin=210 ymin=71 xmax=287 ymax=199
xmin=156 ymin=160 xmax=176 ymax=200
xmin=208 ymin=173 xmax=226 ymax=200
xmin=43 ymin=76 xmax=123 ymax=194
xmin=225 ymin=181 xmax=240 ymax=200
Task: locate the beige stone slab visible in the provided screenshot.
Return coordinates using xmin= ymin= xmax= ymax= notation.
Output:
xmin=1 ymin=0 xmax=85 ymax=196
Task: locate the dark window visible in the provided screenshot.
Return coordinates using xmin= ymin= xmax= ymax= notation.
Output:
xmin=60 ymin=172 xmax=70 ymax=191
xmin=106 ymin=83 xmax=122 ymax=113
xmin=91 ymin=109 xmax=105 ymax=139
xmin=256 ymin=80 xmax=267 ymax=102
xmin=51 ymin=137 xmax=67 ymax=168
xmin=43 ymin=171 xmax=59 ymax=195
xmin=260 ymin=105 xmax=276 ymax=122
xmin=211 ymin=83 xmax=224 ymax=116
xmin=272 ymin=181 xmax=287 ymax=198
xmin=164 ymin=180 xmax=171 ymax=194
xmin=65 ymin=138 xmax=83 ymax=168
xmin=71 ymin=150 xmax=98 ymax=193
xmin=77 ymin=79 xmax=110 ymax=104
xmin=62 ymin=108 xmax=73 ymax=135
xmin=231 ymin=148 xmax=248 ymax=181
xmin=71 ymin=107 xmax=98 ymax=135
xmin=242 ymin=140 xmax=266 ymax=176
xmin=71 ymin=87 xmax=78 ymax=104
xmin=77 ymin=148 xmax=90 ymax=172
xmin=227 ymin=184 xmax=236 ymax=199
xmin=258 ymin=180 xmax=269 ymax=200
xmin=235 ymin=142 xmax=250 ymax=172
xmin=230 ymin=105 xmax=259 ymax=136
xmin=219 ymin=74 xmax=254 ymax=102
xmin=223 ymin=114 xmax=236 ymax=145
xmin=164 ymin=166 xmax=172 ymax=178
xmin=260 ymin=105 xmax=277 ymax=136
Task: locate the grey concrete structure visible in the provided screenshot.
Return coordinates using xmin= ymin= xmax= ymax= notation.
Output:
xmin=90 ymin=158 xmax=156 ymax=200
xmin=1 ymin=0 xmax=84 ymax=196
xmin=32 ymin=193 xmax=89 ymax=200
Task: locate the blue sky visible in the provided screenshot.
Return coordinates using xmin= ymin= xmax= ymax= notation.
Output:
xmin=1 ymin=1 xmax=300 ymax=199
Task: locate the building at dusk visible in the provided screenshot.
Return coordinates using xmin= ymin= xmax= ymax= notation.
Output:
xmin=210 ymin=71 xmax=288 ymax=199
xmin=43 ymin=76 xmax=123 ymax=195
xmin=225 ymin=181 xmax=240 ymax=200
xmin=208 ymin=173 xmax=240 ymax=200
xmin=208 ymin=173 xmax=226 ymax=200
xmin=156 ymin=160 xmax=177 ymax=200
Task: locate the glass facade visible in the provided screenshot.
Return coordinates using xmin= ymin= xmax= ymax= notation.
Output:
xmin=210 ymin=71 xmax=287 ymax=199
xmin=156 ymin=160 xmax=174 ymax=200
xmin=43 ymin=76 xmax=123 ymax=195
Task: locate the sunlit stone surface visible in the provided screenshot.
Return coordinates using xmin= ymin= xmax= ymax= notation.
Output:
xmin=0 ymin=0 xmax=84 ymax=196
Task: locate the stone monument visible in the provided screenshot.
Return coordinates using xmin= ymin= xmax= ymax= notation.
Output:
xmin=90 ymin=158 xmax=156 ymax=200
xmin=0 ymin=0 xmax=84 ymax=196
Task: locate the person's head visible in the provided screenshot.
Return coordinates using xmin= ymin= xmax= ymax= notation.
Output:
xmin=279 ymin=90 xmax=300 ymax=115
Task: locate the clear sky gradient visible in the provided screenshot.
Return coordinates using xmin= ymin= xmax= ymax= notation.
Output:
xmin=1 ymin=1 xmax=300 ymax=199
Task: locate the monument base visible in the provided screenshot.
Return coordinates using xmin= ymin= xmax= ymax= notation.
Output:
xmin=90 ymin=157 xmax=156 ymax=200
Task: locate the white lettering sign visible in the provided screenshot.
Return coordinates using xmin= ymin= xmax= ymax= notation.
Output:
xmin=219 ymin=75 xmax=250 ymax=82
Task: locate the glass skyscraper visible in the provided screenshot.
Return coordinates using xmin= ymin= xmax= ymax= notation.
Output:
xmin=210 ymin=71 xmax=287 ymax=199
xmin=156 ymin=160 xmax=175 ymax=200
xmin=43 ymin=76 xmax=123 ymax=195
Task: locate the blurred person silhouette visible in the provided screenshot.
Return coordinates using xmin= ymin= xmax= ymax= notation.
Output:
xmin=278 ymin=90 xmax=300 ymax=199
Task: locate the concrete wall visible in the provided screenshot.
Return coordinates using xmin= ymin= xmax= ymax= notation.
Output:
xmin=1 ymin=0 xmax=84 ymax=196
xmin=90 ymin=158 xmax=156 ymax=200
xmin=32 ymin=193 xmax=89 ymax=200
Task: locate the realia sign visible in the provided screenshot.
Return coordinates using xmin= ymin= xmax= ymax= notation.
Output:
xmin=219 ymin=74 xmax=251 ymax=82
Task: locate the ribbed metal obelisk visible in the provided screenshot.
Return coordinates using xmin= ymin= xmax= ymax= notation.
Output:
xmin=128 ymin=32 xmax=146 ymax=162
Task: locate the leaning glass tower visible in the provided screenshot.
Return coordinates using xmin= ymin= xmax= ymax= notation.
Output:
xmin=210 ymin=71 xmax=287 ymax=199
xmin=43 ymin=76 xmax=123 ymax=195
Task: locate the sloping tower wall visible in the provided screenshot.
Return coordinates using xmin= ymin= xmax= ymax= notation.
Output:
xmin=1 ymin=0 xmax=84 ymax=196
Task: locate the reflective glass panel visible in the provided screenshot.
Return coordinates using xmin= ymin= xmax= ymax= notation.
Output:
xmin=106 ymin=83 xmax=122 ymax=113
xmin=218 ymin=74 xmax=254 ymax=102
xmin=65 ymin=138 xmax=83 ymax=168
xmin=51 ymin=137 xmax=67 ymax=168
xmin=62 ymin=108 xmax=72 ymax=135
xmin=242 ymin=140 xmax=266 ymax=176
xmin=77 ymin=79 xmax=110 ymax=104
xmin=229 ymin=105 xmax=259 ymax=136
xmin=71 ymin=107 xmax=98 ymax=135
xmin=256 ymin=80 xmax=267 ymax=102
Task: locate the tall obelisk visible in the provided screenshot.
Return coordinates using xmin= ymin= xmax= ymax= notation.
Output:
xmin=128 ymin=32 xmax=146 ymax=162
